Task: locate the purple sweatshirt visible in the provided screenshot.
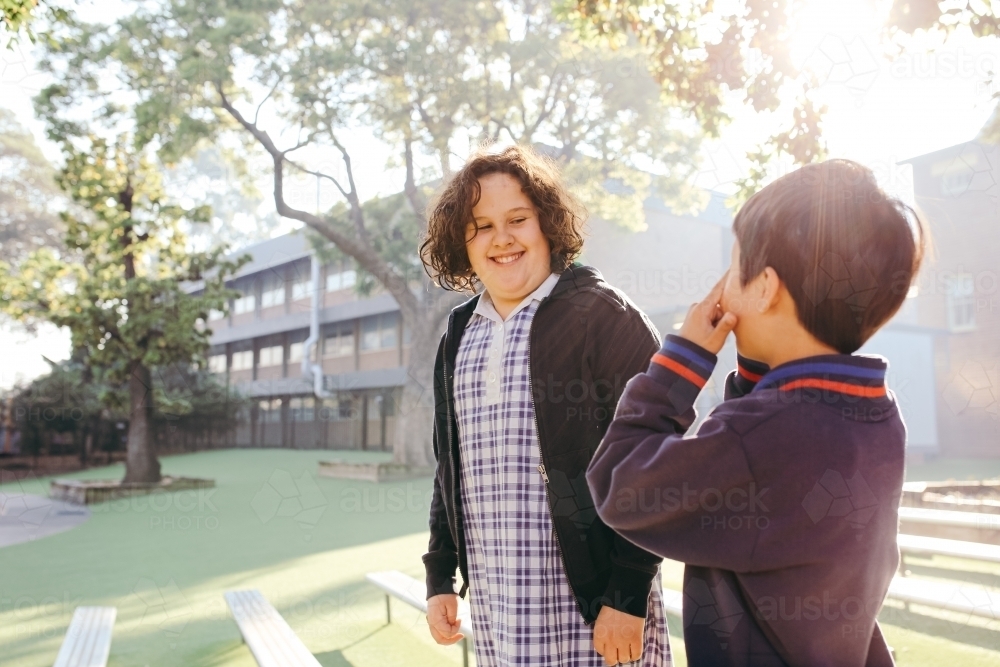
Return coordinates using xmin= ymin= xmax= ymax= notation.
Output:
xmin=586 ymin=335 xmax=903 ymax=667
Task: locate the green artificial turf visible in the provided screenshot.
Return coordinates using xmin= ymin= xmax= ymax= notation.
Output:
xmin=1 ymin=451 xmax=998 ymax=666
xmin=1 ymin=449 xmax=465 ymax=666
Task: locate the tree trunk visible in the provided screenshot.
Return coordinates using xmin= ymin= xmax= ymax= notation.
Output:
xmin=393 ymin=317 xmax=445 ymax=467
xmin=122 ymin=361 xmax=161 ymax=483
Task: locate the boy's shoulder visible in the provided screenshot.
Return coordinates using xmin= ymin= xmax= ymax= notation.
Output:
xmin=705 ymin=378 xmax=904 ymax=456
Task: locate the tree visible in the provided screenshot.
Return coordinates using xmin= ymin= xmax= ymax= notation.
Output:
xmin=885 ymin=0 xmax=1000 ymax=142
xmin=38 ymin=0 xmax=709 ymax=466
xmin=0 ymin=0 xmax=36 ymax=36
xmin=9 ymin=354 xmax=249 ymax=466
xmin=0 ymin=107 xmax=63 ymax=263
xmin=565 ymin=0 xmax=1000 ymax=199
xmin=2 ymin=0 xmax=67 ymax=46
xmin=0 ymin=129 xmax=246 ymax=483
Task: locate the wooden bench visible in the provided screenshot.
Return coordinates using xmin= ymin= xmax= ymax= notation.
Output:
xmin=224 ymin=589 xmax=321 ymax=667
xmin=366 ymin=570 xmax=473 ymax=666
xmin=887 ymin=576 xmax=1000 ymax=620
xmin=898 ymin=533 xmax=1000 ymax=566
xmin=52 ymin=606 xmax=116 ymax=667
xmin=898 ymin=506 xmax=1000 ymax=543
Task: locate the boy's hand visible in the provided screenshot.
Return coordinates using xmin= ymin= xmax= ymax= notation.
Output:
xmin=426 ymin=593 xmax=464 ymax=645
xmin=678 ymin=272 xmax=738 ymax=354
xmin=593 ymin=605 xmax=645 ymax=665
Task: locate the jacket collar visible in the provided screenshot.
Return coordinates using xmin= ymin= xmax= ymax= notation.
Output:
xmin=444 ymin=264 xmax=604 ymax=363
xmin=752 ymin=354 xmax=889 ymax=398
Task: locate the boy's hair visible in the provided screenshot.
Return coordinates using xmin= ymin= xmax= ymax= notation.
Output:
xmin=420 ymin=144 xmax=585 ymax=292
xmin=734 ymin=159 xmax=926 ymax=354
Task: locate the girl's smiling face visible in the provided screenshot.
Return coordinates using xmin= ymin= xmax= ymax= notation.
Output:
xmin=466 ymin=172 xmax=552 ymax=319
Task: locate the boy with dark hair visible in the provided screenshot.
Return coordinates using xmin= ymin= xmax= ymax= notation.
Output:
xmin=587 ymin=159 xmax=926 ymax=667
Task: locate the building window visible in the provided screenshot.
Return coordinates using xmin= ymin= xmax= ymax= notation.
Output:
xmin=326 ymin=267 xmax=357 ymax=292
xmin=231 ymin=350 xmax=254 ymax=371
xmin=233 ymin=293 xmax=256 ymax=315
xmin=208 ymin=354 xmax=227 ymax=374
xmin=291 ymin=278 xmax=313 ymax=301
xmin=259 ymin=399 xmax=282 ymax=423
xmin=320 ymin=395 xmax=358 ymax=421
xmin=259 ymin=345 xmax=284 ymax=367
xmin=208 ymin=309 xmax=226 ymax=321
xmin=324 ymin=323 xmax=355 ymax=357
xmin=289 ymin=396 xmax=314 ymax=421
xmin=946 ymin=273 xmax=976 ymax=332
xmin=261 ymin=286 xmax=285 ymax=309
xmin=361 ymin=312 xmax=399 ymax=351
xmin=289 ymin=341 xmax=309 ymax=363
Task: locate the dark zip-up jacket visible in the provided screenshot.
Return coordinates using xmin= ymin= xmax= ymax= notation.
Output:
xmin=588 ymin=335 xmax=902 ymax=666
xmin=422 ymin=265 xmax=663 ymax=623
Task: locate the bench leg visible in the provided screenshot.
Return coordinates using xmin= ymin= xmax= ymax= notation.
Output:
xmin=385 ymin=594 xmax=391 ymax=625
xmin=462 ymin=636 xmax=469 ymax=667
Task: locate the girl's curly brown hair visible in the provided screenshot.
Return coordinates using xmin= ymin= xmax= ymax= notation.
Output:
xmin=420 ymin=145 xmax=586 ymax=292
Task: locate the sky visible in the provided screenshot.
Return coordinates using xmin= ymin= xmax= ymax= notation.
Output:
xmin=1 ymin=0 xmax=998 ymax=389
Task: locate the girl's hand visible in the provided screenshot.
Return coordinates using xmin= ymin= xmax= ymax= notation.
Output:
xmin=426 ymin=593 xmax=464 ymax=645
xmin=593 ymin=605 xmax=645 ymax=665
xmin=678 ymin=272 xmax=738 ymax=354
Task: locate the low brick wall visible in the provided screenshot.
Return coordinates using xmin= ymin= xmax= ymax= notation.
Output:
xmin=317 ymin=460 xmax=433 ymax=483
xmin=50 ymin=476 xmax=215 ymax=505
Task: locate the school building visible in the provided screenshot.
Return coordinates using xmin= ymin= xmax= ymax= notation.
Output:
xmin=199 ymin=232 xmax=413 ymax=450
xmin=895 ymin=135 xmax=1000 ymax=458
xmin=202 ymin=139 xmax=999 ymax=458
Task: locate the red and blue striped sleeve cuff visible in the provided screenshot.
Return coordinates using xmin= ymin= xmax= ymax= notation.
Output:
xmin=648 ymin=335 xmax=717 ymax=389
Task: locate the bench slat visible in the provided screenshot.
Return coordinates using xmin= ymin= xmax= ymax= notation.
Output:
xmin=366 ymin=571 xmax=474 ymax=636
xmin=230 ymin=590 xmax=320 ymax=667
xmin=224 ymin=590 xmax=321 ymax=667
xmin=887 ymin=577 xmax=1000 ymax=620
xmin=53 ymin=606 xmax=116 ymax=667
xmin=898 ymin=534 xmax=1000 ymax=564
xmin=899 ymin=507 xmax=1000 ymax=530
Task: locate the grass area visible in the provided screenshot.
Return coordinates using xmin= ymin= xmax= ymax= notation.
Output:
xmin=1 ymin=449 xmax=466 ymax=667
xmin=1 ymin=451 xmax=998 ymax=666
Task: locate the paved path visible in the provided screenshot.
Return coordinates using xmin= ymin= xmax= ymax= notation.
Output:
xmin=0 ymin=492 xmax=90 ymax=548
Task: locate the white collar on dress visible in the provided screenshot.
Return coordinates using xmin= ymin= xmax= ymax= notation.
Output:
xmin=473 ymin=272 xmax=561 ymax=323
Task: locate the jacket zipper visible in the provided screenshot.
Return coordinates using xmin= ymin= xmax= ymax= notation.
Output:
xmin=527 ymin=299 xmax=589 ymax=622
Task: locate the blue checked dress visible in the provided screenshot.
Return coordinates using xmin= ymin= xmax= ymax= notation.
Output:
xmin=454 ymin=282 xmax=671 ymax=667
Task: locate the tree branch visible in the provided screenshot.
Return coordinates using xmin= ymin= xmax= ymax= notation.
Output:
xmin=403 ymin=136 xmax=426 ymax=226
xmin=328 ymin=130 xmax=368 ymax=242
xmin=254 ymin=79 xmax=280 ymax=126
xmin=214 ymin=83 xmax=420 ymax=321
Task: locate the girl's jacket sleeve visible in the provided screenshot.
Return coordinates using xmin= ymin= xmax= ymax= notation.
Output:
xmin=586 ymin=335 xmax=771 ymax=572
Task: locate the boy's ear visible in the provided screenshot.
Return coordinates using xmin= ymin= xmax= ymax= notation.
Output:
xmin=757 ymin=267 xmax=784 ymax=313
